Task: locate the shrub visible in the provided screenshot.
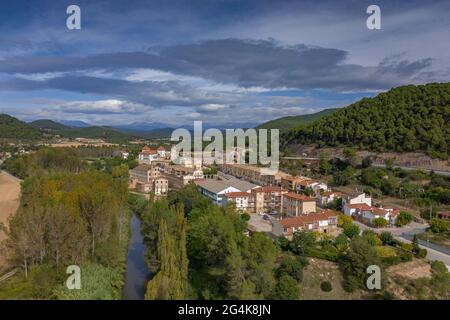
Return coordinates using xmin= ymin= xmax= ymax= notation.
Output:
xmin=343 ymin=223 xmax=360 ymax=239
xmin=430 ymin=218 xmax=449 ymax=233
xmin=380 ymin=232 xmax=394 ymax=245
xmin=338 ymin=214 xmax=353 ymax=227
xmin=320 ymin=281 xmax=333 ymax=292
xmin=415 ymin=248 xmax=427 ymax=259
xmin=395 ymin=211 xmax=413 ymax=227
xmin=372 ymin=217 xmax=388 ymax=228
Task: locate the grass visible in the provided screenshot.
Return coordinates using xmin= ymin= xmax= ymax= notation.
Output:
xmin=417 ymin=231 xmax=450 ymax=250
xmin=298 ymin=258 xmax=369 ymax=300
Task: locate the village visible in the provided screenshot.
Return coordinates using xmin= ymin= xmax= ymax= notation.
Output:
xmin=127 ymin=145 xmax=438 ymax=240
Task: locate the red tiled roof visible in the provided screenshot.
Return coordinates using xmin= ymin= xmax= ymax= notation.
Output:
xmin=252 ymin=186 xmax=285 ymax=193
xmin=284 ymin=192 xmax=315 ymax=202
xmin=438 ymin=211 xmax=450 ymax=217
xmin=348 ymin=203 xmax=372 ymax=210
xmin=157 ymin=146 xmax=166 ymax=151
xmin=223 ymin=191 xmax=251 ymax=198
xmin=277 ymin=211 xmax=338 ymax=228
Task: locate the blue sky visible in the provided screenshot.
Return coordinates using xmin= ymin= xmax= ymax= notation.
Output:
xmin=0 ymin=0 xmax=449 ymax=126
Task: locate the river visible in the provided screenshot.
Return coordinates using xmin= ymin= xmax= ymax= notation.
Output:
xmin=122 ymin=214 xmax=152 ymax=300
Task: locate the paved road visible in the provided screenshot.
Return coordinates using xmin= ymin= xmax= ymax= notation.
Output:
xmin=353 ymin=221 xmax=450 ymax=267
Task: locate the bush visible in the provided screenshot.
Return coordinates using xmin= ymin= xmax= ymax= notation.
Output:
xmin=415 ymin=248 xmax=427 ymax=259
xmin=380 ymin=232 xmax=394 ymax=245
xmin=372 ymin=218 xmax=388 ymax=228
xmin=343 ymin=223 xmax=360 ymax=239
xmin=395 ymin=211 xmax=413 ymax=227
xmin=430 ymin=218 xmax=449 ymax=233
xmin=320 ymin=281 xmax=333 ymax=292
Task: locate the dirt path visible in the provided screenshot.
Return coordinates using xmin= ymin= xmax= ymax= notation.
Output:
xmin=0 ymin=171 xmax=21 ymax=267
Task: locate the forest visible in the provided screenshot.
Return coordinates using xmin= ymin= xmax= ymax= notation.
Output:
xmin=0 ymin=148 xmax=131 ymax=299
xmin=282 ymin=83 xmax=450 ymax=159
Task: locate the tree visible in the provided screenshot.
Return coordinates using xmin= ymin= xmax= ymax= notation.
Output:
xmin=362 ymin=230 xmax=381 ymax=246
xmin=430 ymin=218 xmax=449 ymax=233
xmin=395 ymin=211 xmax=413 ymax=227
xmin=380 ymin=232 xmax=394 ymax=245
xmin=290 ymin=231 xmax=316 ymax=256
xmin=372 ymin=217 xmax=388 ymax=228
xmin=145 ymin=219 xmax=185 ymax=300
xmin=343 ymin=223 xmax=360 ymax=239
xmin=320 ymin=281 xmax=333 ymax=292
xmin=271 ymin=275 xmax=299 ymax=300
xmin=338 ymin=214 xmax=353 ymax=227
xmin=340 ymin=237 xmax=382 ymax=292
xmin=276 ymin=255 xmax=306 ymax=282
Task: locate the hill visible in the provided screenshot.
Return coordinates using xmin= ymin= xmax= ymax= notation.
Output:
xmin=57 ymin=126 xmax=133 ymax=143
xmin=256 ymin=108 xmax=338 ymax=131
xmin=30 ymin=119 xmax=70 ymax=131
xmin=0 ymin=114 xmax=43 ymax=140
xmin=282 ymin=83 xmax=450 ymax=159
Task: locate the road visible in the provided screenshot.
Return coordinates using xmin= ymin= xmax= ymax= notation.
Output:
xmin=353 ymin=221 xmax=450 ymax=267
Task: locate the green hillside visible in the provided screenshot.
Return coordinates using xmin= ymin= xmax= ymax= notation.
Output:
xmin=256 ymin=108 xmax=338 ymax=131
xmin=30 ymin=119 xmax=70 ymax=130
xmin=282 ymin=83 xmax=450 ymax=159
xmin=57 ymin=126 xmax=132 ymax=142
xmin=0 ymin=114 xmax=43 ymax=140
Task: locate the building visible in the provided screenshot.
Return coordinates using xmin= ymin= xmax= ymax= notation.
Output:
xmin=218 ymin=163 xmax=289 ymax=186
xmin=282 ymin=192 xmax=316 ymax=216
xmin=129 ymin=164 xmax=153 ymax=183
xmin=154 ymin=177 xmax=169 ymax=196
xmin=138 ymin=146 xmax=159 ymax=163
xmin=317 ymin=191 xmax=343 ymax=207
xmin=437 ymin=211 xmax=450 ymax=220
xmin=344 ymin=202 xmax=399 ymax=226
xmin=156 ymin=146 xmax=167 ymax=158
xmin=222 ymin=186 xmax=288 ymax=214
xmin=195 ymin=178 xmax=259 ymax=205
xmin=281 ymin=176 xmax=307 ymax=192
xmin=272 ymin=210 xmax=338 ymax=238
xmin=342 ymin=192 xmax=372 ymax=207
xmin=251 ymin=186 xmax=287 ymax=214
xmin=195 ymin=180 xmax=242 ymax=205
xmin=222 ymin=192 xmax=251 ymax=212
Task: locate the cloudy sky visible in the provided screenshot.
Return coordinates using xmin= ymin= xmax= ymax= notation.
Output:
xmin=0 ymin=0 xmax=449 ymax=127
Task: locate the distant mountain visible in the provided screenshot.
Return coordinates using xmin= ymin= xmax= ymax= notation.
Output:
xmin=59 ymin=120 xmax=91 ymax=128
xmin=112 ymin=122 xmax=172 ymax=132
xmin=0 ymin=114 xmax=43 ymax=140
xmin=56 ymin=126 xmax=133 ymax=143
xmin=256 ymin=108 xmax=338 ymax=131
xmin=30 ymin=119 xmax=70 ymax=130
xmin=282 ymin=83 xmax=450 ymax=159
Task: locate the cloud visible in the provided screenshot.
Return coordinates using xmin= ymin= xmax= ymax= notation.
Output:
xmin=0 ymin=39 xmax=437 ymax=92
xmin=50 ymin=99 xmax=150 ymax=114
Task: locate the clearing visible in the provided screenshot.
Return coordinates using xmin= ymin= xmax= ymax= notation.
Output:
xmin=298 ymin=258 xmax=369 ymax=300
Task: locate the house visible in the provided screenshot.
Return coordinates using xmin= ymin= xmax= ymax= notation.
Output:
xmin=156 ymin=146 xmax=166 ymax=158
xmin=282 ymin=192 xmax=316 ymax=216
xmin=317 ymin=191 xmax=343 ymax=207
xmin=281 ymin=176 xmax=306 ymax=192
xmin=342 ymin=192 xmax=372 ymax=207
xmin=138 ymin=146 xmax=158 ymax=163
xmin=272 ymin=210 xmax=338 ymax=238
xmin=360 ymin=206 xmax=399 ymax=225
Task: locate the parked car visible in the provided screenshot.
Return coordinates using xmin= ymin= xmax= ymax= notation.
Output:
xmin=263 ymin=214 xmax=270 ymax=220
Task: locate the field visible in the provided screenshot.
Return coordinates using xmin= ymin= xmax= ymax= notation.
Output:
xmin=298 ymin=258 xmax=368 ymax=300
xmin=0 ymin=171 xmax=21 ymax=267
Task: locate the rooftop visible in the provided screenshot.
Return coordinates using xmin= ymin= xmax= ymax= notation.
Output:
xmin=277 ymin=211 xmax=338 ymax=228
xmin=284 ymin=192 xmax=315 ymax=202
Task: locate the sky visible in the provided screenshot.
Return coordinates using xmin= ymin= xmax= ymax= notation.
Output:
xmin=0 ymin=0 xmax=449 ymax=127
